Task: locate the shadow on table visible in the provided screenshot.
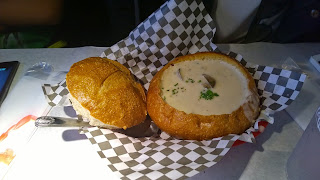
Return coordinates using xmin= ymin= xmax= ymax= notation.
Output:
xmin=189 ymin=110 xmax=295 ymax=180
xmin=217 ymin=44 xmax=231 ymax=53
xmin=63 ymin=106 xmax=78 ymax=118
xmin=61 ymin=106 xmax=87 ymax=141
xmin=62 ymin=129 xmax=87 ymax=141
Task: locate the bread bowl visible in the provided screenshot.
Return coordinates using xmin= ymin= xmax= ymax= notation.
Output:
xmin=66 ymin=57 xmax=147 ymax=129
xmin=147 ymin=52 xmax=260 ymax=140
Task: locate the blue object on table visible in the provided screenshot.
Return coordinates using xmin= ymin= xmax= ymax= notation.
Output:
xmin=0 ymin=61 xmax=19 ymax=107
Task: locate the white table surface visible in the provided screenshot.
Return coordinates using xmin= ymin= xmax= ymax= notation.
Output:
xmin=0 ymin=43 xmax=319 ymax=180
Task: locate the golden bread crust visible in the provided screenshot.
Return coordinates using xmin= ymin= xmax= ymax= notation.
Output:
xmin=66 ymin=57 xmax=147 ymax=129
xmin=147 ymin=52 xmax=260 ymax=140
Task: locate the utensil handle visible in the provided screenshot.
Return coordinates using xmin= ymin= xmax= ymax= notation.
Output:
xmin=35 ymin=116 xmax=90 ymax=127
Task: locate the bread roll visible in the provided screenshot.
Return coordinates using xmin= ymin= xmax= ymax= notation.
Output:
xmin=147 ymin=52 xmax=260 ymax=140
xmin=66 ymin=57 xmax=147 ymax=129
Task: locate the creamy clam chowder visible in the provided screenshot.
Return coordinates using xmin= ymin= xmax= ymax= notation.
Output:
xmin=160 ymin=59 xmax=250 ymax=115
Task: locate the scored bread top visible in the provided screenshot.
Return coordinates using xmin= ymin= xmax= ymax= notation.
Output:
xmin=66 ymin=57 xmax=147 ymax=129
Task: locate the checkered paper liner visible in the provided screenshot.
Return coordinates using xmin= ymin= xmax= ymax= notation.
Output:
xmin=101 ymin=0 xmax=217 ymax=90
xmin=41 ymin=53 xmax=306 ymax=179
xmin=42 ymin=80 xmax=69 ymax=107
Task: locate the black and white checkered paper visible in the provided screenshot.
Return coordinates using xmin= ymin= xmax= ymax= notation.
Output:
xmin=42 ymin=80 xmax=69 ymax=107
xmin=101 ymin=0 xmax=217 ymax=90
xmin=41 ymin=0 xmax=306 ymax=179
xmin=41 ymin=53 xmax=306 ymax=179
